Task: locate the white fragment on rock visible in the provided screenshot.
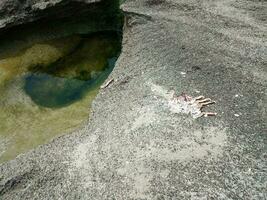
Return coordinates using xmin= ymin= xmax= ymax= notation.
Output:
xmin=195 ymin=90 xmax=200 ymax=93
xmin=180 ymin=72 xmax=186 ymax=75
xmin=148 ymin=82 xmax=217 ymax=119
xmin=234 ymin=114 xmax=240 ymax=117
xmin=100 ymin=78 xmax=114 ymax=89
xmin=168 ymin=92 xmax=217 ymax=118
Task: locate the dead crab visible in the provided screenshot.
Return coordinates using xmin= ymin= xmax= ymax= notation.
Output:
xmin=168 ymin=90 xmax=217 ymax=118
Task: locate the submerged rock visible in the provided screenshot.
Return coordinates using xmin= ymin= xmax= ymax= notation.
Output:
xmin=24 ymin=32 xmax=121 ymax=108
xmin=0 ymin=0 xmax=123 ymax=163
xmin=0 ymin=31 xmax=121 ymax=162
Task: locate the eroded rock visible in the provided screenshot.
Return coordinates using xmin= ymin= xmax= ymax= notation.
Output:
xmin=0 ymin=0 xmax=101 ymax=29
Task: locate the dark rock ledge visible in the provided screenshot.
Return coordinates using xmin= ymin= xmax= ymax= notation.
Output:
xmin=0 ymin=0 xmax=100 ymax=30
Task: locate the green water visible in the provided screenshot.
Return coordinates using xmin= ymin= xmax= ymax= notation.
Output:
xmin=0 ymin=31 xmax=121 ymax=163
xmin=24 ymin=33 xmax=120 ymax=108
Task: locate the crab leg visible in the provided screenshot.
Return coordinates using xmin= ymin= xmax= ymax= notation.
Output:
xmin=197 ymin=98 xmax=211 ymax=103
xmin=195 ymin=96 xmax=205 ymax=100
xmin=199 ymin=101 xmax=215 ymax=107
xmin=190 ymin=96 xmax=205 ymax=103
xmin=203 ymin=112 xmax=217 ymax=117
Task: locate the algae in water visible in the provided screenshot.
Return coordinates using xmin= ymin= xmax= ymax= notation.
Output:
xmin=0 ymin=32 xmax=121 ymax=163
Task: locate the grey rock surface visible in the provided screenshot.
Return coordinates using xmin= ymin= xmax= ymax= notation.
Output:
xmin=0 ymin=0 xmax=100 ymax=29
xmin=0 ymin=0 xmax=266 ymax=199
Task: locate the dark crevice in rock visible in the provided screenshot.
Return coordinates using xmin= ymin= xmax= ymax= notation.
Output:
xmin=0 ymin=168 xmax=38 ymax=196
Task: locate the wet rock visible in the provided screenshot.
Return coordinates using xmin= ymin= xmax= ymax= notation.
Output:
xmin=0 ymin=0 xmax=101 ymax=30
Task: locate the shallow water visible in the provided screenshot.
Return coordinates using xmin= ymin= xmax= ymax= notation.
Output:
xmin=0 ymin=32 xmax=121 ymax=163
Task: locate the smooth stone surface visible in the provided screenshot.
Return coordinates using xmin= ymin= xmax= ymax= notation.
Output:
xmin=0 ymin=0 xmax=266 ymax=199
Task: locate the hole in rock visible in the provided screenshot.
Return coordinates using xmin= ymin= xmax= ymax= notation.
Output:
xmin=0 ymin=0 xmax=122 ymax=163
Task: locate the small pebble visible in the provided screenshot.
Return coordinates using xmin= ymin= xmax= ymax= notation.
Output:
xmin=180 ymin=72 xmax=186 ymax=75
xmin=234 ymin=114 xmax=240 ymax=117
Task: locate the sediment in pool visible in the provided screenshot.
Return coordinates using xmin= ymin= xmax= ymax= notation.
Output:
xmin=24 ymin=32 xmax=121 ymax=108
xmin=0 ymin=0 xmax=122 ymax=163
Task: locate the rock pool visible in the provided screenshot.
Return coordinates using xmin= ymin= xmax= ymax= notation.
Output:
xmin=0 ymin=31 xmax=121 ymax=163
